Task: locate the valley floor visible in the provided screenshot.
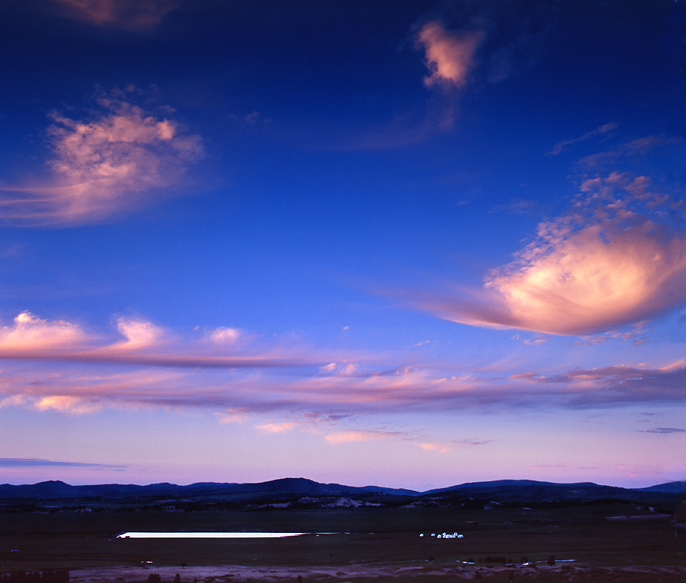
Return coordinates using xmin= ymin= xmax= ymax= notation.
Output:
xmin=66 ymin=562 xmax=686 ymax=583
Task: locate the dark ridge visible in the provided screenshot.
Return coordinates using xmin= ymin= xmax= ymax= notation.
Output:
xmin=0 ymin=478 xmax=682 ymax=509
xmin=637 ymin=481 xmax=686 ymax=494
xmin=0 ymin=477 xmax=419 ymax=501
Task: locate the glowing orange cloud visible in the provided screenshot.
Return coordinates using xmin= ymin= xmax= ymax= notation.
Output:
xmin=416 ymin=21 xmax=484 ymax=88
xmin=0 ymin=89 xmax=203 ymax=226
xmin=34 ymin=395 xmax=101 ymax=415
xmin=482 ymin=222 xmax=686 ymax=335
xmin=414 ymin=174 xmax=686 ymax=335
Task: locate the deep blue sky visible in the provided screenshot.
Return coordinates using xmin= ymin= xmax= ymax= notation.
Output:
xmin=0 ymin=0 xmax=684 ymax=489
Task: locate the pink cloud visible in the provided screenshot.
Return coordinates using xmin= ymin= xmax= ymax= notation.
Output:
xmin=207 ymin=327 xmax=242 ymax=344
xmin=417 ymin=440 xmax=488 ymax=453
xmin=419 ymin=442 xmax=452 ymax=454
xmin=500 ymin=362 xmax=686 ymax=408
xmin=325 ymin=430 xmax=376 ymax=444
xmin=411 ymin=173 xmax=686 ymax=336
xmin=0 ymin=311 xmax=684 ymax=420
xmin=324 ymin=427 xmax=410 ymax=444
xmin=49 ymin=0 xmax=178 ymax=30
xmin=34 ymin=395 xmax=101 ymax=415
xmin=0 ymin=88 xmax=203 ymax=226
xmin=318 ymin=362 xmax=359 ymax=376
xmin=416 ymin=21 xmax=484 ymax=88
xmin=0 ymin=312 xmax=304 ymax=369
xmin=215 ymin=409 xmax=248 ymax=425
xmin=108 ymin=318 xmax=166 ymax=352
xmin=0 ymin=311 xmax=89 ymax=354
xmin=0 ymin=334 xmax=685 ymax=418
xmin=255 ymin=420 xmax=302 ymax=434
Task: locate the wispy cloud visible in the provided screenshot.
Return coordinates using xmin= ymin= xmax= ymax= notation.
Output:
xmin=0 ymin=312 xmax=306 ymax=368
xmin=220 ymin=409 xmax=412 ymax=446
xmin=1 ymin=338 xmax=685 ymax=419
xmin=255 ymin=420 xmax=302 ymax=434
xmin=414 ymin=0 xmax=561 ymax=90
xmin=34 ymin=395 xmax=103 ymax=414
xmin=0 ymin=457 xmax=123 ymax=469
xmin=549 ymin=122 xmax=618 ymax=156
xmin=0 ymin=88 xmax=203 ymax=226
xmin=416 ymin=21 xmax=484 ymax=89
xmin=574 ymin=322 xmax=648 ymax=347
xmin=638 ymin=427 xmax=686 ymax=434
xmin=48 ymin=0 xmax=178 ymax=30
xmin=507 ymin=362 xmax=686 ymax=408
xmin=1 ymin=312 xmax=685 ymax=419
xmin=577 ymin=134 xmax=682 ymax=169
xmin=324 ymin=428 xmax=407 ymax=444
xmin=345 ymin=4 xmax=550 ymax=149
xmin=206 ymin=327 xmax=243 ymax=345
xmin=404 ymin=172 xmax=686 ymax=336
xmin=324 ymin=430 xmax=373 ymax=444
xmin=419 ymin=439 xmax=490 ymax=454
xmin=215 ymin=409 xmax=248 ymax=425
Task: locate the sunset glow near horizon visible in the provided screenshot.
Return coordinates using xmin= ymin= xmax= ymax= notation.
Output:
xmin=0 ymin=0 xmax=684 ymax=491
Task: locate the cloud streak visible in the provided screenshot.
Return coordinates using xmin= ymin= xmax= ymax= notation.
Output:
xmin=0 ymin=88 xmax=203 ymax=226
xmin=577 ymin=134 xmax=682 ymax=169
xmin=419 ymin=439 xmax=490 ymax=454
xmin=639 ymin=427 xmax=686 ymax=434
xmin=0 ymin=312 xmax=684 ymax=420
xmin=0 ymin=457 xmax=123 ymax=468
xmin=1 ymin=328 xmax=685 ymax=420
xmin=4 ymin=357 xmax=686 ymax=418
xmin=49 ymin=0 xmax=178 ymax=30
xmin=549 ymin=122 xmax=619 ymax=156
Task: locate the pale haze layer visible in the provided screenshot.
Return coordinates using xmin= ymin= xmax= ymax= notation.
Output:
xmin=0 ymin=0 xmax=684 ymax=491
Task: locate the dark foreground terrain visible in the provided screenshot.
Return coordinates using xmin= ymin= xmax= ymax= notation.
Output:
xmin=1 ymin=479 xmax=685 ymax=582
xmin=2 ymin=504 xmax=685 ymax=582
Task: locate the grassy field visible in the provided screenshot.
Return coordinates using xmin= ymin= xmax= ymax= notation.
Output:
xmin=1 ymin=503 xmax=684 ymax=581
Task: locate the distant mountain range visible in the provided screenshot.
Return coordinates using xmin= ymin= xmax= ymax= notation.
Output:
xmin=0 ymin=477 xmax=415 ymax=500
xmin=426 ymin=479 xmax=686 ymax=496
xmin=0 ymin=477 xmax=684 ymax=509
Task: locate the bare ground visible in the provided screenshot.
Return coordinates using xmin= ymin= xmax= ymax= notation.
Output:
xmin=67 ymin=562 xmax=686 ymax=583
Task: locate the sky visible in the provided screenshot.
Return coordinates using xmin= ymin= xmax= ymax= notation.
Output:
xmin=0 ymin=0 xmax=684 ymax=491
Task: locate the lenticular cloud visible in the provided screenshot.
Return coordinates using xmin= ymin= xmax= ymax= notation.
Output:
xmin=420 ymin=173 xmax=686 ymax=335
xmin=0 ymin=89 xmax=203 ymax=226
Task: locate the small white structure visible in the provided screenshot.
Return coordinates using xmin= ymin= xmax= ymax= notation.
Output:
xmin=434 ymin=532 xmax=464 ymax=539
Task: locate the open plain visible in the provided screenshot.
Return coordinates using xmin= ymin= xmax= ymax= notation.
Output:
xmin=2 ymin=502 xmax=685 ymax=582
